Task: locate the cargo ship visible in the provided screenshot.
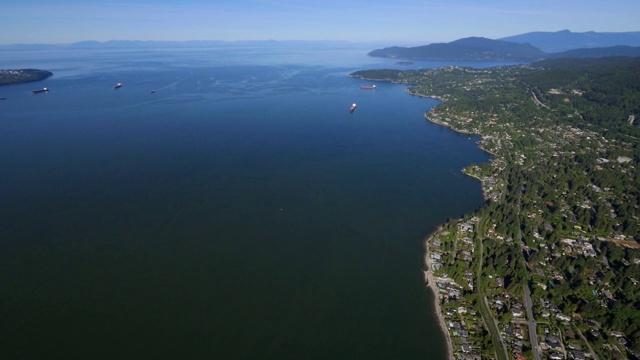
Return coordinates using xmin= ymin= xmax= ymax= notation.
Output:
xmin=31 ymin=88 xmax=48 ymax=94
xmin=113 ymin=83 xmax=122 ymax=89
xmin=349 ymin=103 xmax=357 ymax=113
xmin=360 ymin=85 xmax=376 ymax=89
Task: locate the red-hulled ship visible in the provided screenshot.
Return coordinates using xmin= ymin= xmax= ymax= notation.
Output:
xmin=349 ymin=103 xmax=357 ymax=113
xmin=31 ymin=88 xmax=48 ymax=94
xmin=360 ymin=84 xmax=376 ymax=89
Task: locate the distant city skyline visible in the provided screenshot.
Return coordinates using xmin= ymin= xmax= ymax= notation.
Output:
xmin=1 ymin=0 xmax=638 ymax=45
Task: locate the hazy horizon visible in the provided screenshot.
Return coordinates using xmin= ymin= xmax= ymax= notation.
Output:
xmin=2 ymin=0 xmax=639 ymax=46
xmin=3 ymin=29 xmax=640 ymax=51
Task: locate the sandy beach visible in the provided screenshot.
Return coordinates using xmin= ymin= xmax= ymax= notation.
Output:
xmin=423 ymin=230 xmax=455 ymax=360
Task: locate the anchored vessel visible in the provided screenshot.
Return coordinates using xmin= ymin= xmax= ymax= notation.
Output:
xmin=31 ymin=88 xmax=48 ymax=94
xmin=113 ymin=83 xmax=122 ymax=89
xmin=360 ymin=85 xmax=376 ymax=89
xmin=349 ymin=103 xmax=357 ymax=113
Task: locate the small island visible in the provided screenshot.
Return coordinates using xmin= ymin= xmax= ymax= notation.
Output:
xmin=0 ymin=69 xmax=53 ymax=86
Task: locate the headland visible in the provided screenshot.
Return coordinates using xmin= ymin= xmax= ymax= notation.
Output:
xmin=0 ymin=69 xmax=53 ymax=86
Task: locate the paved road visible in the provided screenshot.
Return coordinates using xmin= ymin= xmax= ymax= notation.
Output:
xmin=574 ymin=325 xmax=600 ymax=360
xmin=515 ymin=181 xmax=541 ymax=360
xmin=524 ymin=284 xmax=541 ymax=360
xmin=476 ymin=217 xmax=509 ymax=360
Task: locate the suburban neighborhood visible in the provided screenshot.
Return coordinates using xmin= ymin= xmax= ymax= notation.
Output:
xmin=352 ymin=59 xmax=640 ymax=359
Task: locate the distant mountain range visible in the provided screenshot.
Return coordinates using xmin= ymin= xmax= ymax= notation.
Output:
xmin=4 ymin=31 xmax=640 ymax=62
xmin=500 ymin=29 xmax=640 ymax=53
xmin=369 ymin=37 xmax=547 ymax=61
xmin=369 ymin=30 xmax=640 ymax=62
xmin=0 ymin=39 xmax=372 ymax=51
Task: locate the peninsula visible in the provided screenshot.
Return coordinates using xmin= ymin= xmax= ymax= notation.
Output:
xmin=0 ymin=69 xmax=52 ymax=86
xmin=351 ymin=57 xmax=640 ymax=360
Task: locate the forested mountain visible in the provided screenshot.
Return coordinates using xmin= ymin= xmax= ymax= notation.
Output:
xmin=368 ymin=37 xmax=546 ymax=61
xmin=500 ymin=29 xmax=640 ymax=53
xmin=547 ymin=45 xmax=640 ymax=59
xmin=369 ymin=32 xmax=640 ymax=62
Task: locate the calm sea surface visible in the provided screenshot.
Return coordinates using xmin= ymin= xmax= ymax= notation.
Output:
xmin=0 ymin=45 xmax=493 ymax=359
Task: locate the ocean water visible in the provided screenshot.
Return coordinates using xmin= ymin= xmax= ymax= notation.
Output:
xmin=0 ymin=45 xmax=491 ymax=359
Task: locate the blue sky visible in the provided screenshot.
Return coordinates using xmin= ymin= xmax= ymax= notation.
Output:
xmin=1 ymin=0 xmax=638 ymax=45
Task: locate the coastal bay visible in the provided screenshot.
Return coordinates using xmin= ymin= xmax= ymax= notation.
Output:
xmin=351 ymin=59 xmax=640 ymax=359
xmin=0 ymin=47 xmax=491 ymax=359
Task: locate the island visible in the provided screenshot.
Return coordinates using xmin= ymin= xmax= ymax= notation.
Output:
xmin=351 ymin=57 xmax=640 ymax=360
xmin=0 ymin=69 xmax=53 ymax=86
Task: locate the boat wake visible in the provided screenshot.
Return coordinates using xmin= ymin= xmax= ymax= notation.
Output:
xmin=154 ymin=73 xmax=193 ymax=92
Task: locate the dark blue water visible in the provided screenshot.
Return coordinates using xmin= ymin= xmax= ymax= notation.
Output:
xmin=0 ymin=46 xmax=491 ymax=359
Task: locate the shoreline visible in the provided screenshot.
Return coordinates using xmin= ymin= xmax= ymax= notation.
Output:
xmin=423 ymin=110 xmax=497 ymax=202
xmin=403 ymin=88 xmax=445 ymax=101
xmin=462 ymin=171 xmax=491 ymax=201
xmin=405 ymin=83 xmax=483 ymax=359
xmin=423 ymin=111 xmax=478 ymax=135
xmin=423 ymin=227 xmax=455 ymax=360
xmin=351 ymin=73 xmax=486 ymax=359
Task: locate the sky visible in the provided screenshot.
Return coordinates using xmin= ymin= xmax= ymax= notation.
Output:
xmin=1 ymin=0 xmax=638 ymax=45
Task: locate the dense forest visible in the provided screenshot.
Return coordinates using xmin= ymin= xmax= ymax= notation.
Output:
xmin=524 ymin=57 xmax=640 ymax=138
